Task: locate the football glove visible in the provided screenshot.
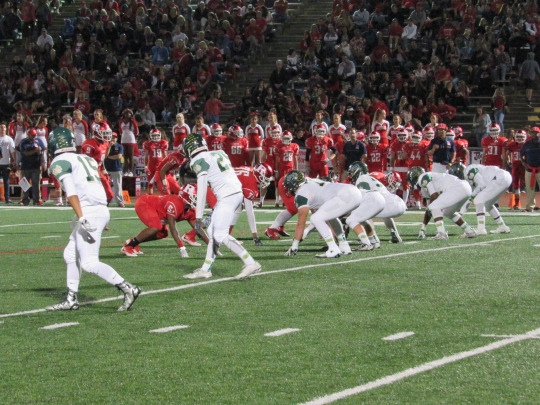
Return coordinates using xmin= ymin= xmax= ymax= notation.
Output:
xmin=418 ymin=229 xmax=426 ymax=239
xmin=253 ymin=237 xmax=263 ymax=246
xmin=79 ymin=216 xmax=97 ymax=232
xmin=284 ymin=247 xmax=298 ymax=256
xmin=179 ymin=246 xmax=189 ymax=258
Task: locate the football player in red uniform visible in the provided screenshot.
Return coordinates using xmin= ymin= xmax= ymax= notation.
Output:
xmin=404 ymin=131 xmax=429 ymax=208
xmin=275 ymin=130 xmax=299 ymax=179
xmin=172 ymin=112 xmax=190 ymax=150
xmin=451 ymin=126 xmax=469 ymax=164
xmin=365 ymin=131 xmax=388 ymax=173
xmin=264 ymin=176 xmax=297 ymax=240
xmin=222 ymin=125 xmax=250 ymax=167
xmin=121 ymin=184 xmax=209 ymax=257
xmin=481 ymin=123 xmax=507 ymax=167
xmin=207 ymin=123 xmax=225 ymax=151
xmin=421 ymin=125 xmax=434 ymax=171
xmin=389 ymin=127 xmax=410 ymax=203
xmin=231 ymin=166 xmax=263 ymax=245
xmin=81 ymin=122 xmax=114 ymax=202
xmin=153 ymin=149 xmax=185 ymax=195
xmin=305 ymin=123 xmax=335 ymax=178
xmin=245 ymin=112 xmax=264 ymax=165
xmin=143 ymin=127 xmax=169 ymax=194
xmin=504 ymin=129 xmax=527 ymax=209
xmin=259 ymin=125 xmax=281 ymax=206
xmin=328 ymin=113 xmax=347 ymax=180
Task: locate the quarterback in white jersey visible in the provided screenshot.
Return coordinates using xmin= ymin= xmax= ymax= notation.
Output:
xmin=408 ymin=166 xmax=476 ymax=240
xmin=283 ymin=171 xmax=359 ymax=258
xmin=183 ymin=134 xmax=261 ymax=280
xmin=46 ymin=127 xmax=140 ymax=311
xmin=464 ymin=164 xmax=511 ymax=235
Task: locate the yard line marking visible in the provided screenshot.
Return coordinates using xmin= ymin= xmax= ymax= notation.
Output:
xmin=40 ymin=322 xmax=79 ymax=330
xmin=102 ymin=235 xmax=120 ymax=239
xmin=265 ymin=328 xmax=300 ymax=337
xmin=299 ymin=327 xmax=540 ymax=405
xmin=41 ymin=235 xmax=61 ymax=239
xmin=2 ymin=234 xmax=539 ymax=319
xmin=150 ymin=325 xmax=189 ymax=333
xmin=482 ymin=334 xmax=540 ymax=339
xmin=383 ymin=332 xmax=415 ymax=341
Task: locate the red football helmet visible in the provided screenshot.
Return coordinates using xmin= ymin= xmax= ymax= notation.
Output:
xmin=452 ymin=126 xmax=463 ymax=138
xmin=489 ymin=123 xmax=501 ymax=139
xmin=515 ymin=130 xmax=527 ymax=143
xmin=313 ymin=123 xmax=327 ymax=139
xmin=423 ymin=125 xmax=434 ymax=141
xmin=211 ymin=123 xmax=223 ymax=136
xmin=228 ymin=125 xmax=244 ymax=139
xmin=369 ymin=171 xmax=385 ymax=184
xmin=404 ymin=123 xmax=414 ymax=134
xmin=397 ymin=128 xmax=408 ymax=142
xmin=355 ymin=130 xmax=365 ymax=142
xmin=281 ymin=130 xmax=293 ymax=145
xmin=446 ymin=129 xmax=455 ymax=140
xmin=411 ymin=131 xmax=422 ymax=144
xmin=180 ymin=183 xmax=197 ymax=206
xmin=93 ymin=122 xmax=112 ymax=142
xmin=368 ymin=131 xmax=381 ymax=145
xmin=384 ymin=171 xmax=402 ymax=193
xmin=253 ymin=163 xmax=274 ymax=188
xmin=149 ymin=128 xmax=162 ymax=142
xmin=269 ymin=125 xmax=282 ymax=140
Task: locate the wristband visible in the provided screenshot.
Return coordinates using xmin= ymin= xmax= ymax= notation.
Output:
xmin=177 ymin=240 xmax=184 ymax=248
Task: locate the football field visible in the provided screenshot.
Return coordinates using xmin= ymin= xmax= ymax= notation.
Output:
xmin=1 ymin=205 xmax=539 ymax=404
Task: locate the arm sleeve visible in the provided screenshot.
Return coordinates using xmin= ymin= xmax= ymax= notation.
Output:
xmin=195 ymin=173 xmax=208 ymax=219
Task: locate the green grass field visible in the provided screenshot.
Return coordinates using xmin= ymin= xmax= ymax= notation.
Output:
xmin=1 ymin=204 xmax=539 ymax=404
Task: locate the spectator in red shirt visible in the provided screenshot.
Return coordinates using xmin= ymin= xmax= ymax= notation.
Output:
xmin=203 ymin=90 xmax=233 ymax=124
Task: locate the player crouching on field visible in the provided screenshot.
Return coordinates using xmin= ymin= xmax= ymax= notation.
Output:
xmin=122 ymin=184 xmax=211 ymax=257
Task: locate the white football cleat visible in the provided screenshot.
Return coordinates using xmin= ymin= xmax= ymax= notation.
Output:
xmin=460 ymin=228 xmax=477 ymax=238
xmin=183 ymin=268 xmax=213 ymax=279
xmin=354 ymin=243 xmax=374 ymax=251
xmin=235 ymin=262 xmax=262 ymax=280
xmin=339 ymin=241 xmax=352 ymax=255
xmin=47 ymin=291 xmax=79 ymax=311
xmin=429 ymin=231 xmax=449 ymax=240
xmin=490 ymin=225 xmax=510 ymax=234
xmin=476 ymin=228 xmax=488 ymax=236
xmin=315 ymin=248 xmax=342 ymax=258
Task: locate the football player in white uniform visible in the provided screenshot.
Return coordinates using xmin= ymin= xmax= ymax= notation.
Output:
xmin=46 ymin=128 xmax=140 ymax=311
xmin=463 ymin=164 xmax=511 ymax=234
xmin=283 ymin=170 xmax=359 ymax=258
xmin=408 ymin=166 xmax=476 ymax=240
xmin=182 ymin=133 xmax=261 ymax=280
xmin=348 ymin=162 xmax=407 ymax=249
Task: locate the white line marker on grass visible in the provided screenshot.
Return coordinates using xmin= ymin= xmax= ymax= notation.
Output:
xmin=383 ymin=332 xmax=415 ymax=341
xmin=150 ymin=325 xmax=189 ymax=333
xmin=299 ymin=327 xmax=540 ymax=405
xmin=102 ymin=235 xmax=120 ymax=239
xmin=482 ymin=334 xmax=540 ymax=339
xmin=40 ymin=322 xmax=79 ymax=330
xmin=265 ymin=328 xmax=300 ymax=337
xmin=41 ymin=235 xmax=61 ymax=239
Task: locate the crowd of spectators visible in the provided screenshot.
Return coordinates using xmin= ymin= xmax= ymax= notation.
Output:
xmin=240 ymin=0 xmax=540 ymax=146
xmin=0 ymin=0 xmax=289 ymax=133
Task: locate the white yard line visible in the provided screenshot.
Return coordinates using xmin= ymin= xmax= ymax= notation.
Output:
xmin=40 ymin=322 xmax=79 ymax=330
xmin=1 ymin=234 xmax=538 ymax=319
xmin=299 ymin=327 xmax=540 ymax=405
xmin=150 ymin=325 xmax=190 ymax=333
xmin=265 ymin=328 xmax=300 ymax=337
xmin=383 ymin=332 xmax=415 ymax=341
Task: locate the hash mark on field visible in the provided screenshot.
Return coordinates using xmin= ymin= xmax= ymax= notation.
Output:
xmin=265 ymin=328 xmax=300 ymax=337
xmin=383 ymin=332 xmax=415 ymax=341
xmin=40 ymin=322 xmax=79 ymax=330
xmin=482 ymin=334 xmax=540 ymax=339
xmin=41 ymin=235 xmax=61 ymax=239
xmin=150 ymin=325 xmax=189 ymax=333
xmin=300 ymin=327 xmax=540 ymax=405
xmin=102 ymin=235 xmax=120 ymax=239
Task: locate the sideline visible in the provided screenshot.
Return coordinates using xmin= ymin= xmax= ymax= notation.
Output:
xmin=1 ymin=234 xmax=538 ymax=319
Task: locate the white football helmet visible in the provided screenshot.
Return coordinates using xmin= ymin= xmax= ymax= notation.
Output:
xmin=313 ymin=124 xmax=327 ymax=139
xmin=149 ymin=128 xmax=161 ymax=142
xmin=423 ymin=125 xmax=434 ymax=141
xmin=228 ymin=125 xmax=244 ymax=139
xmin=281 ymin=130 xmax=293 ymax=145
xmin=269 ymin=125 xmax=282 ymax=140
xmin=411 ymin=131 xmax=422 ymax=144
xmin=180 ymin=183 xmax=197 ymax=206
xmin=93 ymin=122 xmax=112 ymax=142
xmin=515 ymin=130 xmax=527 ymax=143
xmin=253 ymin=163 xmax=274 ymax=188
xmin=489 ymin=123 xmax=501 ymax=139
xmin=368 ymin=131 xmax=381 ymax=145
xmin=397 ymin=129 xmax=408 ymax=142
xmin=211 ymin=123 xmax=222 ymax=137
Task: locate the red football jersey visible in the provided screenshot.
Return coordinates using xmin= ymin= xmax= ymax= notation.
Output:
xmin=155 ymin=151 xmax=185 ymax=175
xmin=222 ymin=136 xmax=249 ymax=167
xmin=389 ymin=139 xmax=409 ymax=168
xmin=143 ymin=139 xmax=169 ymax=172
xmin=262 ymin=137 xmax=279 ymax=168
xmin=277 ymin=176 xmax=298 ymax=215
xmin=207 ymin=135 xmax=225 ymax=151
xmin=365 ymin=143 xmax=389 ymax=173
xmin=234 ymin=166 xmax=259 ymax=200
xmin=82 ymin=138 xmax=109 ymax=166
xmin=404 ymin=142 xmax=428 ymax=169
xmin=388 ymin=125 xmax=404 ymax=144
xmin=136 ymin=195 xmax=195 ymax=230
xmin=305 ymin=135 xmax=334 ymax=164
xmin=276 ymin=141 xmax=299 ymax=175
xmin=454 ymin=138 xmax=469 ymax=164
xmin=481 ymin=136 xmax=507 ymax=167
xmin=505 ymin=141 xmax=523 ymax=167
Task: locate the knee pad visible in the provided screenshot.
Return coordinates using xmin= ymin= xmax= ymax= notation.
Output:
xmin=80 ymin=258 xmax=99 ymax=275
xmin=63 ymin=244 xmax=77 ymax=265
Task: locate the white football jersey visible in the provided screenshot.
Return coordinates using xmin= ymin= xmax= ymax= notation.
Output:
xmin=49 ymin=153 xmax=107 ymax=206
xmin=190 ymin=150 xmax=242 ymax=200
xmin=0 ymin=135 xmax=15 ymax=165
xmin=355 ymin=174 xmax=387 ymax=195
xmin=295 ymin=181 xmax=353 ymax=209
xmin=417 ymin=172 xmax=463 ymax=198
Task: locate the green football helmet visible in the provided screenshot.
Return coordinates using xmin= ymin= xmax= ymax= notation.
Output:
xmin=407 ymin=166 xmax=425 ymax=188
xmin=48 ymin=127 xmax=76 ymax=158
xmin=348 ymin=161 xmax=368 ymax=183
xmin=283 ymin=170 xmax=306 ymax=196
xmin=182 ymin=133 xmax=208 ymax=159
xmin=448 ymin=162 xmax=466 ymax=179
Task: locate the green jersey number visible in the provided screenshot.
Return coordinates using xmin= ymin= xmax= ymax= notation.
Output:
xmin=78 ymin=155 xmax=101 ymax=183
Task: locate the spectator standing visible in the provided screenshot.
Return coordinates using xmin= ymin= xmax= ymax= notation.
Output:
xmin=19 ymin=128 xmax=46 ymax=206
xmin=427 ymin=123 xmax=455 ymax=173
xmin=118 ymin=108 xmax=139 ymax=176
xmin=472 ymin=106 xmax=492 ymax=147
xmin=104 ymin=132 xmax=125 ymax=207
xmin=203 ymin=90 xmax=233 ymax=124
xmin=269 ymin=59 xmax=288 ymax=93
xmin=36 ymin=28 xmax=54 ymax=52
xmin=20 ymin=0 xmax=36 ymax=46
xmin=342 ymin=129 xmax=367 ymax=172
xmin=272 ymin=0 xmax=289 ymax=24
xmin=519 ymin=52 xmax=540 ymax=107
xmin=519 ymin=128 xmax=540 ymax=212
xmin=0 ymin=123 xmax=16 ymax=204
